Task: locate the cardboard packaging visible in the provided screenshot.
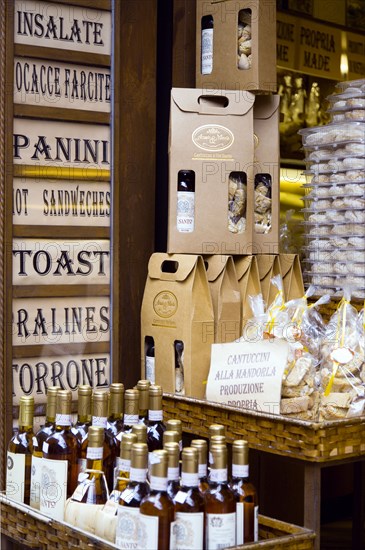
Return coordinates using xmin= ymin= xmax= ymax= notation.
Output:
xmin=140 ymin=253 xmax=214 ymax=399
xmin=234 ymin=255 xmax=261 ymax=332
xmin=196 ymin=0 xmax=277 ymax=93
xmin=251 ymin=95 xmax=280 ymax=255
xmin=256 ymin=254 xmax=282 ymax=307
xmin=203 ymin=255 xmax=241 ymax=343
xmin=168 ymin=87 xmax=255 ymax=255
xmin=279 ymin=253 xmax=305 ymax=301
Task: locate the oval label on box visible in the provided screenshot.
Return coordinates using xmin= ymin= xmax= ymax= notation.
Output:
xmin=153 ymin=291 xmax=178 ymax=318
xmin=192 ymin=124 xmax=234 ymax=152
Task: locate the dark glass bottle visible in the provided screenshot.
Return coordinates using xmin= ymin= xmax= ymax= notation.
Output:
xmin=191 ymin=439 xmax=209 ymax=494
xmin=145 ymin=336 xmax=155 ymax=384
xmin=177 ymin=171 xmax=195 ymax=234
xmin=6 ymin=396 xmax=35 ymax=505
xmin=114 ymin=432 xmax=138 ymax=494
xmin=147 ymin=385 xmax=166 ymax=452
xmin=137 ymin=379 xmax=151 ymax=424
xmin=201 ymin=15 xmax=214 ymax=75
xmin=164 ymin=441 xmax=181 ymax=501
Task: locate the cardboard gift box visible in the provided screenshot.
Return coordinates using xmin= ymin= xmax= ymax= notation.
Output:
xmin=203 ymin=255 xmax=241 ymax=343
xmin=140 ymin=253 xmax=214 ymax=399
xmin=196 ymin=0 xmax=277 ymax=93
xmin=251 ymin=95 xmax=280 ymax=255
xmin=168 ymin=87 xmax=254 ymax=255
xmin=256 ymin=254 xmax=282 ymax=307
xmin=279 ymin=253 xmax=305 ymax=301
xmin=233 ymin=255 xmax=261 ymax=332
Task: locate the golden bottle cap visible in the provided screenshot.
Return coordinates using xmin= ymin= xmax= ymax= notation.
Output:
xmin=210 ymin=444 xmax=227 ymax=469
xmin=137 ymin=380 xmax=150 ymax=411
xmin=77 ymin=385 xmax=92 ymax=418
xmin=56 ymin=389 xmax=72 ymax=415
xmin=130 ymin=442 xmax=148 ymax=470
xmin=109 ymin=383 xmax=124 ymax=416
xmin=182 ymin=447 xmax=198 ymax=474
xmin=45 ymin=386 xmax=59 ymax=422
xmin=78 ymin=385 xmax=92 ymax=396
xmin=88 ymin=425 xmax=105 ymax=447
xmin=124 ymin=389 xmax=140 ymax=416
xmin=19 ymin=396 xmax=34 ymax=427
xmin=191 ymin=439 xmax=207 ymax=465
xmin=120 ymin=433 xmax=138 ymax=460
xmin=163 ymin=430 xmax=180 ymax=446
xmin=232 ymin=439 xmax=249 ymax=465
xmin=150 ymin=449 xmax=168 ymax=478
xmin=163 ymin=442 xmax=180 ymax=469
xmin=92 ymin=389 xmax=109 ymax=418
xmin=166 ymin=419 xmax=182 ymax=437
xmin=210 ymin=435 xmax=226 ymax=446
xmin=149 ymin=384 xmax=163 ymax=411
xmin=209 ymin=424 xmax=225 ymax=438
xmin=131 ymin=423 xmax=147 ymax=443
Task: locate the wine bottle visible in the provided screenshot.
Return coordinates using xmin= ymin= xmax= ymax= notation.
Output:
xmin=145 ymin=336 xmax=155 ymax=383
xmin=30 ymin=386 xmax=59 ymax=509
xmin=230 ymin=439 xmax=259 ymax=543
xmin=191 ymin=439 xmax=209 ymax=494
xmin=6 ymin=396 xmax=35 ymax=505
xmin=205 ymin=444 xmax=237 ymax=549
xmin=164 ymin=441 xmax=181 ymax=501
xmin=177 ymin=172 xmax=195 ymax=234
xmin=132 ymin=422 xmax=147 ymax=443
xmin=114 ymin=432 xmax=138 ymax=493
xmin=71 ymin=385 xmax=92 ymax=474
xmin=137 ymin=379 xmax=151 ymax=424
xmin=147 ymin=385 xmax=166 ymax=452
xmin=174 ymin=447 xmax=205 ymax=550
xmin=41 ymin=390 xmax=79 ymax=520
xmin=122 ymin=388 xmax=140 ymax=434
xmin=139 ymin=449 xmax=175 ymax=550
xmin=201 ymin=14 xmax=214 ymax=75
xmin=165 ymin=418 xmax=183 ymax=452
xmin=90 ymin=389 xmax=117 ymax=492
xmin=107 ymin=382 xmax=124 ymax=441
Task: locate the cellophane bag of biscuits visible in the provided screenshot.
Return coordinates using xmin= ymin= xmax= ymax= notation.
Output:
xmin=319 ymin=288 xmax=365 ymax=420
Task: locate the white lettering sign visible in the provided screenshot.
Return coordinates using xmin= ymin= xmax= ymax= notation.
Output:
xmin=14 ymin=1 xmax=111 ymax=55
xmin=206 ymin=339 xmax=289 ymax=415
xmin=13 ymin=296 xmax=110 ymax=346
xmin=13 ymin=239 xmax=110 ymax=285
xmin=14 ymin=58 xmax=111 ymax=112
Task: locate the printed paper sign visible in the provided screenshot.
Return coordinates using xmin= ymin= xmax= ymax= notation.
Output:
xmin=14 ymin=57 xmax=111 ymax=112
xmin=13 ymin=238 xmax=110 ymax=285
xmin=13 ymin=296 xmax=110 ymax=346
xmin=206 ymin=338 xmax=289 ymax=415
xmin=347 ymin=31 xmax=365 ymax=80
xmin=13 ymin=179 xmax=110 ymax=226
xmin=14 ymin=1 xmax=112 ymax=55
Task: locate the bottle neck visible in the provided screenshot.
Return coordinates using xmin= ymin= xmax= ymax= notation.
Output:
xmin=150 ymin=474 xmax=168 ymax=492
xmin=210 ymin=467 xmax=228 ymax=484
xmin=148 ymin=409 xmax=163 ymax=422
xmin=77 ymin=414 xmax=90 ymax=424
xmin=232 ymin=463 xmax=249 ymax=480
xmin=55 ymin=412 xmax=72 ymax=429
xmin=86 ymin=446 xmax=104 ymax=471
xmin=18 ymin=423 xmax=33 ymax=433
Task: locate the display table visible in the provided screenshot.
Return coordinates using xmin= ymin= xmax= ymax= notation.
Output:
xmin=163 ymin=393 xmax=365 ymax=550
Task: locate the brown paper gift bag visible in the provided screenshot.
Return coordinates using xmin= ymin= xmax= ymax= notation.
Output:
xmin=256 ymin=254 xmax=282 ymax=307
xmin=233 ymin=255 xmax=261 ymax=332
xmin=279 ymin=253 xmax=305 ymax=301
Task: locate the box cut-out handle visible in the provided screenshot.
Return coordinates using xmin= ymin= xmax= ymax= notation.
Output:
xmin=198 ymin=95 xmax=229 ymax=108
xmin=161 ymin=260 xmax=179 ymax=273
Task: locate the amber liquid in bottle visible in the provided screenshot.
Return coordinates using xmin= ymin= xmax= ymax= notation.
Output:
xmin=139 ymin=449 xmax=175 ymax=550
xmin=191 ymin=439 xmax=209 ymax=494
xmin=147 ymin=385 xmax=166 ymax=452
xmin=43 ymin=390 xmax=80 ymax=499
xmin=137 ymin=379 xmax=150 ymax=425
xmin=114 ymin=432 xmax=137 ymax=493
xmin=230 ymin=439 xmax=258 ymax=543
xmin=164 ymin=441 xmax=181 ymax=501
xmin=7 ymin=396 xmax=35 ymax=505
xmin=107 ymin=382 xmax=124 ymax=440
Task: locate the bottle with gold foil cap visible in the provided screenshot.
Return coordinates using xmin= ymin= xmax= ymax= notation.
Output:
xmin=114 ymin=432 xmax=137 ymax=492
xmin=230 ymin=439 xmax=258 ymax=543
xmin=132 ymin=422 xmax=147 ymax=443
xmin=7 ymin=396 xmax=35 ymax=505
xmin=205 ymin=444 xmax=237 ymax=549
xmin=123 ymin=389 xmax=140 ymax=433
xmin=163 ymin=430 xmax=180 ymax=446
xmin=139 ymin=449 xmax=175 ymax=550
xmin=209 ymin=423 xmax=225 ymax=439
xmin=166 ymin=418 xmax=183 ymax=452
xmin=72 ymin=385 xmax=92 ymax=444
xmin=164 ymin=441 xmax=181 ymax=500
xmin=191 ymin=439 xmax=209 ymax=494
xmin=147 ymin=385 xmax=166 ymax=452
xmin=174 ymin=447 xmax=204 ymax=549
xmin=137 ymin=379 xmax=151 ymax=424
xmin=107 ymin=383 xmax=124 ymax=439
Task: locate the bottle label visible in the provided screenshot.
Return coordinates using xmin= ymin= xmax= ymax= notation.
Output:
xmin=181 ymin=472 xmax=199 ymax=487
xmin=198 ymin=464 xmax=207 ymax=478
xmin=40 ymin=457 xmax=68 ymax=521
xmin=32 ymin=436 xmax=39 ymax=449
xmin=6 ymin=452 xmax=25 ymax=503
xmin=148 ymin=410 xmax=163 ymax=422
xmin=168 ymin=466 xmax=180 ymax=482
xmin=103 ymin=490 xmax=120 ymax=515
xmin=78 ymin=457 xmax=87 ymax=474
xmin=210 ymin=468 xmax=227 ymax=483
xmin=145 ymin=356 xmax=155 ymax=383
xmin=175 ymin=511 xmax=204 ymax=550
xmin=177 ymin=191 xmax=195 ymax=233
xmin=30 ymin=454 xmax=43 ymax=509
xmin=150 ymin=475 xmax=168 ymax=492
xmin=130 ymin=467 xmax=147 ymax=483
xmin=56 ymin=414 xmax=72 ymax=426
xmin=42 ymin=441 xmax=49 ymax=454
xmin=206 ymin=512 xmax=236 ymax=549
xmin=116 ymin=457 xmax=130 ymax=475
xmin=138 ymin=513 xmax=159 ymax=548
xmin=116 ymin=506 xmax=141 ymax=548
xmin=236 ymin=502 xmax=244 ymax=545
xmin=86 ymin=446 xmax=103 ymax=460
xmin=201 ymin=28 xmax=213 ymax=75
xmin=92 ymin=415 xmax=108 ymax=428
xmin=232 ymin=464 xmax=249 ymax=478
xmin=254 ymin=505 xmax=259 ymax=542
xmin=124 ymin=414 xmax=139 ymax=425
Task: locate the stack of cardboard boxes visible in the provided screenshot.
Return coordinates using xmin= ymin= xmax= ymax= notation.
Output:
xmin=141 ymin=0 xmax=304 ymax=399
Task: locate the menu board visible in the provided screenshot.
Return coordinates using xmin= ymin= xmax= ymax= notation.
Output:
xmin=12 ymin=0 xmax=112 ymax=405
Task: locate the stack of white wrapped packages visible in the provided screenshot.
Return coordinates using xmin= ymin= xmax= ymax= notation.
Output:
xmin=299 ymin=78 xmax=365 ymax=299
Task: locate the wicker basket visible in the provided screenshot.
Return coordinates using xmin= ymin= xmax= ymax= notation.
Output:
xmin=163 ymin=393 xmax=365 ymax=462
xmin=0 ymin=496 xmax=314 ymax=549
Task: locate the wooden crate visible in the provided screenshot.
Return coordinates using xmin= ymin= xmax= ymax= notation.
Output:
xmin=163 ymin=393 xmax=365 ymax=462
xmin=0 ymin=496 xmax=315 ymax=549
